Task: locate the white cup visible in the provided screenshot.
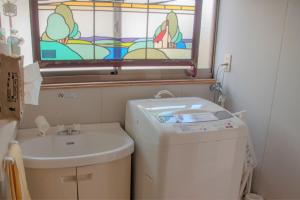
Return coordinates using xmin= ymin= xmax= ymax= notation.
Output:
xmin=35 ymin=115 xmax=50 ymax=136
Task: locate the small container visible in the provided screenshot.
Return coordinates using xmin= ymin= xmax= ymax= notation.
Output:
xmin=34 ymin=115 xmax=50 ymax=136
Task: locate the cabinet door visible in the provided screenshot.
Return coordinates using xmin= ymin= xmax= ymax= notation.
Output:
xmin=26 ymin=167 xmax=77 ymax=200
xmin=77 ymin=157 xmax=131 ymax=200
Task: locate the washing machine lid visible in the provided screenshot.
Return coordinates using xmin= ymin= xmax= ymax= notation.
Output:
xmin=127 ymin=97 xmax=247 ymax=144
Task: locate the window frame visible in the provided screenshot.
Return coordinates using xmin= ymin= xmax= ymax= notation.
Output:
xmin=30 ymin=0 xmax=203 ymax=71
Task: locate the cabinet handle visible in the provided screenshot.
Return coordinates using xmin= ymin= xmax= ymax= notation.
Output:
xmin=77 ymin=173 xmax=93 ymax=181
xmin=60 ymin=175 xmax=77 ymax=183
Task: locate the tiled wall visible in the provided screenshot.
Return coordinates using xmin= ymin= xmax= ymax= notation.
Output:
xmin=20 ymin=84 xmax=212 ymax=129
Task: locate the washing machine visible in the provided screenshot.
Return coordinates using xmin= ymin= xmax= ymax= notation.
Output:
xmin=125 ymin=97 xmax=247 ymax=200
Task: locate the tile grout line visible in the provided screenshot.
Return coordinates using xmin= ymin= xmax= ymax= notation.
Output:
xmin=99 ymin=88 xmax=104 ymax=123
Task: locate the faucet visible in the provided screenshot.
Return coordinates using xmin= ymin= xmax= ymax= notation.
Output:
xmin=57 ymin=124 xmax=81 ymax=136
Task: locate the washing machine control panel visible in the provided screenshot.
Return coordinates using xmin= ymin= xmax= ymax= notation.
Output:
xmin=171 ymin=117 xmax=241 ymax=133
xmin=152 ymin=109 xmax=243 ymax=133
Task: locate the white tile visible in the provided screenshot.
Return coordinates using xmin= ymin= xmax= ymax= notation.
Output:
xmin=20 ymin=88 xmax=102 ymax=129
xmin=20 ymin=85 xmax=210 ymax=129
xmin=101 ymin=85 xmax=182 ymax=125
xmin=180 ymin=84 xmax=212 ymax=100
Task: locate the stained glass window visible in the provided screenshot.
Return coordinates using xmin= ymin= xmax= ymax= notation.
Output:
xmin=33 ymin=0 xmax=199 ymax=65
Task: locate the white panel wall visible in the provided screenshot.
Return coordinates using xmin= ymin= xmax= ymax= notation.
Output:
xmin=215 ymin=0 xmax=287 ymax=177
xmin=216 ymin=0 xmax=300 ymax=199
xmin=20 ymin=84 xmax=211 ymax=129
xmin=259 ymin=1 xmax=300 ymax=199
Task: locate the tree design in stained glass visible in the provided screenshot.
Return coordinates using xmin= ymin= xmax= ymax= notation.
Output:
xmin=38 ymin=0 xmax=196 ymax=61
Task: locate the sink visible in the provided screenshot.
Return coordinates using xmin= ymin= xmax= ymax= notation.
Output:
xmin=18 ymin=123 xmax=134 ymax=169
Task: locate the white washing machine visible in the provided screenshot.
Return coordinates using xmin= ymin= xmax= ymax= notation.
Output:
xmin=125 ymin=97 xmax=247 ymax=200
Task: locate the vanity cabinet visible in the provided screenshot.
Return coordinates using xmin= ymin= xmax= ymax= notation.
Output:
xmin=77 ymin=157 xmax=131 ymax=199
xmin=26 ymin=167 xmax=77 ymax=199
xmin=26 ymin=156 xmax=131 ymax=200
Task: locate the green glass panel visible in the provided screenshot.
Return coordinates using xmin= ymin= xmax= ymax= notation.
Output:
xmin=39 ymin=2 xmax=94 ymax=61
xmin=147 ymin=11 xmax=194 ymax=59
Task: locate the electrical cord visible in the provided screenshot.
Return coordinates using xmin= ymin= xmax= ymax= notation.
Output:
xmin=211 ymin=63 xmax=228 ymax=105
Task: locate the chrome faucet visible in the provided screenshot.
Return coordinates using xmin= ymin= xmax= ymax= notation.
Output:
xmin=57 ymin=125 xmax=81 ymax=136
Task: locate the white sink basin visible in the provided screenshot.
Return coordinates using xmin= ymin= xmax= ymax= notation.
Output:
xmin=18 ymin=123 xmax=134 ymax=169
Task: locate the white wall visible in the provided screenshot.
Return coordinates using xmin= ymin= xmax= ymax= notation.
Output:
xmin=20 ymin=84 xmax=211 ymax=129
xmin=0 ymin=0 xmax=33 ymax=65
xmin=259 ymin=1 xmax=300 ymax=199
xmin=215 ymin=0 xmax=287 ymax=176
xmin=215 ymin=0 xmax=300 ymax=199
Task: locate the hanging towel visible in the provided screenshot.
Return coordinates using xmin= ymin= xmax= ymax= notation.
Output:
xmin=5 ymin=143 xmax=31 ymax=200
xmin=23 ymin=62 xmax=43 ymax=105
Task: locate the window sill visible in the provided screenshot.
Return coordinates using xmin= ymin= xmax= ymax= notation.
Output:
xmin=41 ymin=79 xmax=216 ymax=90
